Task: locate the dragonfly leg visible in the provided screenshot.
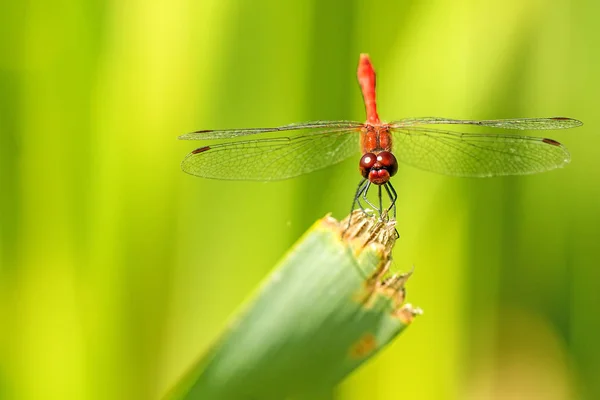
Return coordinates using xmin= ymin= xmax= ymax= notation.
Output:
xmin=346 ymin=178 xmax=368 ymax=232
xmin=378 ymin=185 xmax=383 ymax=216
xmin=384 ymin=182 xmax=399 ymax=238
xmin=361 ymin=182 xmax=378 ymax=212
xmin=358 ymin=181 xmax=375 ymax=213
xmin=384 ymin=182 xmax=397 ymax=219
xmin=352 ymin=179 xmax=369 ymax=214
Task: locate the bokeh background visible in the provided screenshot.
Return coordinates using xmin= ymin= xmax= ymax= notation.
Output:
xmin=1 ymin=0 xmax=599 ymax=399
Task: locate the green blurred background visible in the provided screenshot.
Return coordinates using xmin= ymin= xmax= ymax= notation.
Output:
xmin=1 ymin=0 xmax=598 ymax=399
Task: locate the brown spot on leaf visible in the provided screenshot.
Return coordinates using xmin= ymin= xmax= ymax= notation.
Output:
xmin=348 ymin=333 xmax=377 ymax=359
xmin=393 ymin=304 xmax=423 ymax=324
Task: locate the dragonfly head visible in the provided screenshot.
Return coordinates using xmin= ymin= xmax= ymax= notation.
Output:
xmin=359 ymin=151 xmax=398 ymax=185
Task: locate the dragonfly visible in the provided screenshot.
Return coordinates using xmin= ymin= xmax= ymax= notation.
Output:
xmin=179 ymin=54 xmax=582 ymax=219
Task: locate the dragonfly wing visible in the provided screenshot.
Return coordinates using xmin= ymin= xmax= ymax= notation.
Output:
xmin=181 ymin=128 xmax=361 ymax=180
xmin=179 ymin=121 xmax=363 ymax=140
xmin=391 ymin=127 xmax=571 ymax=177
xmin=391 ymin=117 xmax=582 ymax=130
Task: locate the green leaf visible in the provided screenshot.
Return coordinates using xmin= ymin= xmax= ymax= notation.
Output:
xmin=165 ymin=211 xmax=421 ymax=400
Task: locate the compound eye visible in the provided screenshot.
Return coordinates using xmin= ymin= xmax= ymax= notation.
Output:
xmin=377 ymin=151 xmax=398 ymax=177
xmin=359 ymin=152 xmax=376 ymax=178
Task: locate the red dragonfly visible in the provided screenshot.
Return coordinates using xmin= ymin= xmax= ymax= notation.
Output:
xmin=180 ymin=54 xmax=582 ymax=218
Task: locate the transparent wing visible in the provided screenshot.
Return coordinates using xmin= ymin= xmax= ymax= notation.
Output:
xmin=391 ymin=126 xmax=571 ymax=177
xmin=391 ymin=117 xmax=582 ymax=130
xmin=179 ymin=121 xmax=363 ymax=140
xmin=180 ymin=127 xmax=361 ymax=180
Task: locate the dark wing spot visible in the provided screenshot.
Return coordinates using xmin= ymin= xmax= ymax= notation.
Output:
xmin=191 ymin=146 xmax=211 ymax=154
xmin=193 ymin=129 xmax=212 ymax=133
xmin=550 ymin=117 xmax=570 ymax=121
xmin=542 ymin=138 xmax=561 ymax=146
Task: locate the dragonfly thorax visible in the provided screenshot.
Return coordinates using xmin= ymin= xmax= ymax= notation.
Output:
xmin=359 ymin=151 xmax=398 ymax=185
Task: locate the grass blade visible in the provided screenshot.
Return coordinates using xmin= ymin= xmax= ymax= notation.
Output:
xmin=165 ymin=211 xmax=421 ymax=399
